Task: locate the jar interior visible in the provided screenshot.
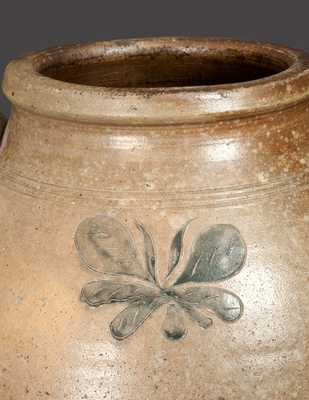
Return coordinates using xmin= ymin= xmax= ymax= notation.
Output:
xmin=40 ymin=48 xmax=292 ymax=88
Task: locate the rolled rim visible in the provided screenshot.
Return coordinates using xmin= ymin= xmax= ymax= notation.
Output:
xmin=3 ymin=37 xmax=309 ymax=125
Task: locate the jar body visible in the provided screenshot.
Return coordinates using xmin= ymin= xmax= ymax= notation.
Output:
xmin=0 ymin=103 xmax=308 ymax=400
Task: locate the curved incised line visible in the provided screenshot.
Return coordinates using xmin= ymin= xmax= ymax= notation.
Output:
xmin=0 ymin=167 xmax=308 ymax=208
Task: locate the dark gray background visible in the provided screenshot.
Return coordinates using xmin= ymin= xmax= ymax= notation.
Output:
xmin=0 ymin=0 xmax=308 ymax=116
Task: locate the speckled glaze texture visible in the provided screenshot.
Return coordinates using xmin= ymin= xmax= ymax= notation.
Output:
xmin=0 ymin=38 xmax=308 ymax=399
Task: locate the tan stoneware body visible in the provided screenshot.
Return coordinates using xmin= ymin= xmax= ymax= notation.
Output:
xmin=0 ymin=38 xmax=308 ymax=399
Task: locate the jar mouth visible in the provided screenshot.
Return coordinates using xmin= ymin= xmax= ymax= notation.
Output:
xmin=40 ymin=43 xmax=292 ymax=88
xmin=3 ymin=37 xmax=309 ymax=125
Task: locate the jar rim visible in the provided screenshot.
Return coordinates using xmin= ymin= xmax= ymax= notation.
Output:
xmin=3 ymin=37 xmax=309 ymax=125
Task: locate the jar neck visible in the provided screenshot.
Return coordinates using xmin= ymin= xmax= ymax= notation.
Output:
xmin=0 ymin=104 xmax=308 ymax=208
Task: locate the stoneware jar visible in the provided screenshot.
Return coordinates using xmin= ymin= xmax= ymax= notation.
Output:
xmin=0 ymin=37 xmax=308 ymax=399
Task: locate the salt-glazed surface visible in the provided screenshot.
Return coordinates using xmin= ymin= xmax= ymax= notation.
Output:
xmin=0 ymin=37 xmax=308 ymax=399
